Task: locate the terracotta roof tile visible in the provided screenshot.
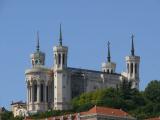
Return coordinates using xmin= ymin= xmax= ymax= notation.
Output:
xmin=25 ymin=106 xmax=132 ymax=120
xmin=80 ymin=106 xmax=129 ymax=117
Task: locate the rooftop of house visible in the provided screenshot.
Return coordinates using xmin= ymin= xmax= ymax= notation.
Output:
xmin=11 ymin=101 xmax=26 ymax=105
xmin=25 ymin=106 xmax=135 ymax=120
xmin=80 ymin=105 xmax=129 ymax=117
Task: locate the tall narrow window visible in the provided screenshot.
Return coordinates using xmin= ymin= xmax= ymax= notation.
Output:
xmin=107 ymin=69 xmax=109 ymax=74
xmin=131 ymin=63 xmax=133 ymax=74
xmin=127 ymin=63 xmax=129 ymax=73
xmin=135 ymin=64 xmax=137 ymax=74
xmin=46 ymin=86 xmax=48 ymax=102
xmin=62 ymin=54 xmax=65 ymax=65
xmin=29 ymin=87 xmax=31 ymax=102
xmin=58 ymin=54 xmax=61 ymax=65
xmin=34 ymin=84 xmax=37 ymax=102
xmin=40 ymin=84 xmax=43 ymax=102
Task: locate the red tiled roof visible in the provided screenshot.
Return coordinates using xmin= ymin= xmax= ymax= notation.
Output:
xmin=80 ymin=106 xmax=129 ymax=117
xmin=25 ymin=106 xmax=132 ymax=120
xmin=146 ymin=117 xmax=160 ymax=120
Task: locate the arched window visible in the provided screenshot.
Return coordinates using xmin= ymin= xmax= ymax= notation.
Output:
xmin=34 ymin=84 xmax=37 ymax=102
xmin=107 ymin=69 xmax=109 ymax=74
xmin=135 ymin=63 xmax=137 ymax=74
xmin=131 ymin=63 xmax=133 ymax=74
xmin=29 ymin=86 xmax=31 ymax=102
xmin=58 ymin=54 xmax=61 ymax=65
xmin=46 ymin=86 xmax=48 ymax=102
xmin=62 ymin=54 xmax=65 ymax=65
xmin=40 ymin=84 xmax=43 ymax=102
xmin=35 ymin=60 xmax=38 ymax=64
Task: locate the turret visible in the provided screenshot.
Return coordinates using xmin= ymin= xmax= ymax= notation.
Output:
xmin=53 ymin=25 xmax=71 ymax=110
xmin=102 ymin=41 xmax=116 ymax=74
xmin=53 ymin=24 xmax=68 ymax=70
xmin=125 ymin=35 xmax=140 ymax=89
xmin=30 ymin=32 xmax=45 ymax=67
xmin=25 ymin=32 xmax=52 ymax=113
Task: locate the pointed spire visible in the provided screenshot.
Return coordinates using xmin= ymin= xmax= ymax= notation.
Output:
xmin=131 ymin=34 xmax=135 ymax=56
xmin=36 ymin=31 xmax=40 ymax=52
xmin=107 ymin=41 xmax=111 ymax=62
xmin=59 ymin=24 xmax=62 ymax=46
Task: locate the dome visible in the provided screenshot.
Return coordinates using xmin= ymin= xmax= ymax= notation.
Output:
xmin=30 ymin=51 xmax=45 ymax=66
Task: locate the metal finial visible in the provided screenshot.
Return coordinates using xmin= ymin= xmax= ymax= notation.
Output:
xmin=107 ymin=41 xmax=111 ymax=62
xmin=131 ymin=34 xmax=135 ymax=56
xmin=59 ymin=24 xmax=62 ymax=46
xmin=36 ymin=31 xmax=40 ymax=51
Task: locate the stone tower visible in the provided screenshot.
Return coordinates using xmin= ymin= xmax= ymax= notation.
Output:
xmin=125 ymin=35 xmax=140 ymax=89
xmin=53 ymin=25 xmax=71 ymax=110
xmin=25 ymin=32 xmax=53 ymax=113
xmin=102 ymin=41 xmax=116 ymax=74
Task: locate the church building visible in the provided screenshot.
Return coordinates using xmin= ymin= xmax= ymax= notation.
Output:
xmin=25 ymin=25 xmax=140 ymax=113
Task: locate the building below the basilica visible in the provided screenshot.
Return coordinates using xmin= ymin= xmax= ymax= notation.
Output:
xmin=25 ymin=25 xmax=140 ymax=113
xmin=25 ymin=106 xmax=136 ymax=120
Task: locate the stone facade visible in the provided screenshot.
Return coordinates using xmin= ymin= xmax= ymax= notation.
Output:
xmin=25 ymin=28 xmax=140 ymax=113
xmin=11 ymin=101 xmax=27 ymax=117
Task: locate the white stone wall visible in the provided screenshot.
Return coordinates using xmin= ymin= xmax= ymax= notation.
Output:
xmin=54 ymin=70 xmax=71 ymax=110
xmin=53 ymin=45 xmax=71 ymax=110
xmin=125 ymin=55 xmax=140 ymax=89
xmin=68 ymin=68 xmax=120 ymax=96
xmin=25 ymin=67 xmax=53 ymax=113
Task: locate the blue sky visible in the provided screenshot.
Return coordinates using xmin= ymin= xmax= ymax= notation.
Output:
xmin=0 ymin=0 xmax=160 ymax=109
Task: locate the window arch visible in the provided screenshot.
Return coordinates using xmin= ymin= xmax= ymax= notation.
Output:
xmin=40 ymin=84 xmax=43 ymax=102
xmin=58 ymin=54 xmax=61 ymax=65
xmin=46 ymin=86 xmax=48 ymax=102
xmin=131 ymin=63 xmax=133 ymax=74
xmin=62 ymin=54 xmax=65 ymax=65
xmin=135 ymin=63 xmax=137 ymax=74
xmin=107 ymin=69 xmax=109 ymax=74
xmin=29 ymin=86 xmax=31 ymax=102
xmin=34 ymin=84 xmax=37 ymax=102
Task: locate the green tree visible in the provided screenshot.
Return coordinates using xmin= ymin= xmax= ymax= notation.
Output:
xmin=119 ymin=79 xmax=133 ymax=99
xmin=144 ymin=80 xmax=160 ymax=103
xmin=1 ymin=111 xmax=14 ymax=120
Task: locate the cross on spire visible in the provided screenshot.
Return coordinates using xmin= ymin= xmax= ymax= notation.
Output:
xmin=36 ymin=31 xmax=40 ymax=52
xmin=131 ymin=34 xmax=135 ymax=56
xmin=59 ymin=24 xmax=62 ymax=46
xmin=107 ymin=41 xmax=111 ymax=62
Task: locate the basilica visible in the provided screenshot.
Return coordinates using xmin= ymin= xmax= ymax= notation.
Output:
xmin=25 ymin=25 xmax=140 ymax=113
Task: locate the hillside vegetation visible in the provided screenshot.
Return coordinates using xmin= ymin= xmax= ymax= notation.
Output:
xmin=72 ymin=80 xmax=160 ymax=119
xmin=1 ymin=80 xmax=160 ymax=120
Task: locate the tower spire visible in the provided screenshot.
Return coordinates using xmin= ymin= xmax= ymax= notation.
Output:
xmin=36 ymin=31 xmax=40 ymax=52
xmin=59 ymin=24 xmax=62 ymax=46
xmin=107 ymin=41 xmax=111 ymax=62
xmin=131 ymin=34 xmax=135 ymax=56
